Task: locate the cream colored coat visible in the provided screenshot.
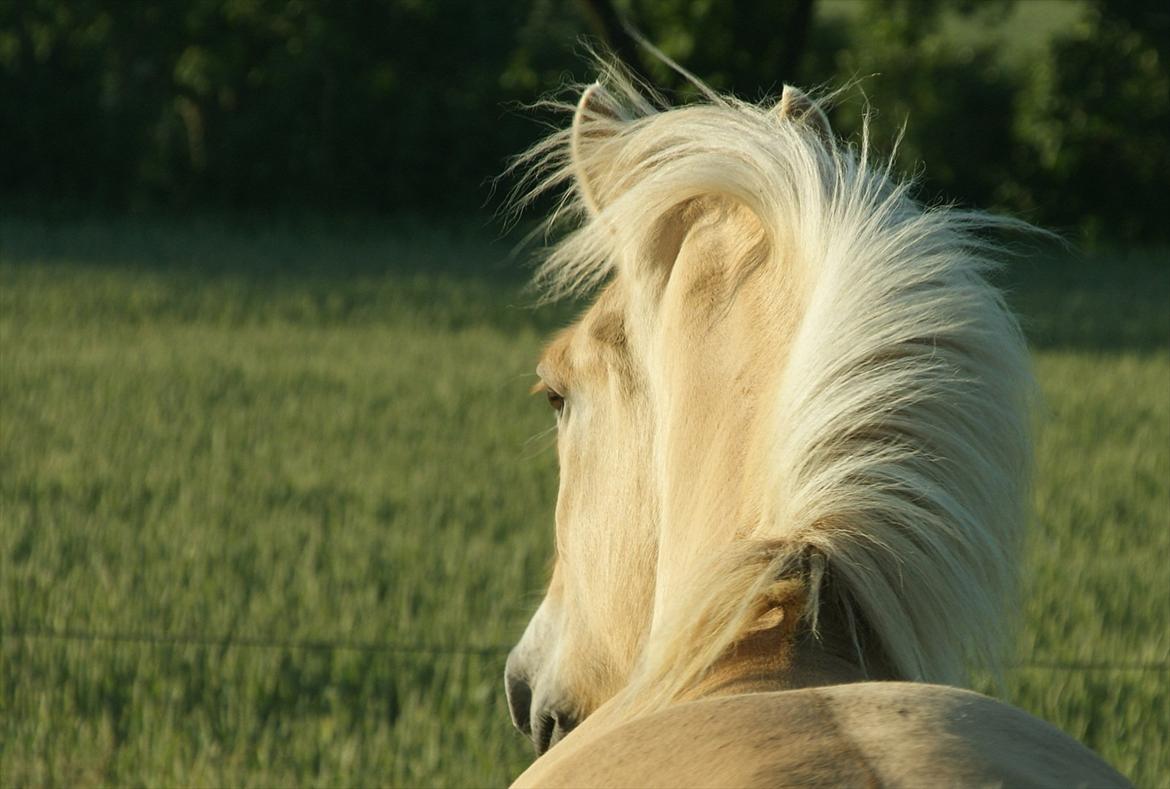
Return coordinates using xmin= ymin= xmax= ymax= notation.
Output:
xmin=515 ymin=682 xmax=1129 ymax=788
xmin=504 ymin=69 xmax=1130 ymax=787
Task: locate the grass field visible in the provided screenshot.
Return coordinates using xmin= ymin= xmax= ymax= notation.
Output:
xmin=1 ymin=215 xmax=1167 ymax=787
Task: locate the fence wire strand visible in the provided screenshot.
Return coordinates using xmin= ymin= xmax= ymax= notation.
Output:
xmin=4 ymin=627 xmax=1167 ymax=672
xmin=3 ymin=627 xmax=509 ymax=657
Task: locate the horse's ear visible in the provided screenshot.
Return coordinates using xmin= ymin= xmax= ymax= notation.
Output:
xmin=774 ymin=85 xmax=831 ymax=141
xmin=571 ymin=82 xmax=627 ymax=216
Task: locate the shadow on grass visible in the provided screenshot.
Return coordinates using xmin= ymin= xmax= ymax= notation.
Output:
xmin=0 ymin=213 xmax=582 ymax=334
xmin=998 ymin=248 xmax=1169 ymax=353
xmin=2 ymin=213 xmax=1165 ymax=351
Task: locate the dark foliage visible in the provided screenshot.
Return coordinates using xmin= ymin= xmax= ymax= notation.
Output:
xmin=0 ymin=0 xmax=1166 ymax=241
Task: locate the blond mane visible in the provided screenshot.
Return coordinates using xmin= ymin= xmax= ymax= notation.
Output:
xmin=513 ymin=64 xmax=1035 ymax=712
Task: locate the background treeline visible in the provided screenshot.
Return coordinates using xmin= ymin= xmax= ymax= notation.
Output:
xmin=2 ymin=0 xmax=1167 ymax=242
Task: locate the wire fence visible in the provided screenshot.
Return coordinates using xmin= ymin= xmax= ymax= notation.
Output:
xmin=3 ymin=626 xmax=510 ymax=657
xmin=5 ymin=626 xmax=1167 ymax=672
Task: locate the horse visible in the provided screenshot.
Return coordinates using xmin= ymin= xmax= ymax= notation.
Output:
xmin=502 ymin=65 xmax=1130 ymax=787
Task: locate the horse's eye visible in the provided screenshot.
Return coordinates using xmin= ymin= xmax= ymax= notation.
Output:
xmin=546 ymin=388 xmax=565 ymax=413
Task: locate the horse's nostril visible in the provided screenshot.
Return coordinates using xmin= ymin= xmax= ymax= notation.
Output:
xmin=550 ymin=709 xmax=579 ymax=749
xmin=532 ymin=711 xmax=555 ymax=755
xmin=505 ymin=670 xmax=533 ymax=736
xmin=531 ymin=707 xmax=579 ymax=755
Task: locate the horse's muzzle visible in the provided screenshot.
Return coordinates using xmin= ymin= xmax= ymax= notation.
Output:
xmin=505 ymin=658 xmax=579 ymax=755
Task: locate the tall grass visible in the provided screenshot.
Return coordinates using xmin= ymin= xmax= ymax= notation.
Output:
xmin=1 ymin=217 xmax=1166 ymax=786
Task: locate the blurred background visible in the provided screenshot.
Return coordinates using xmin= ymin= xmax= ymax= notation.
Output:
xmin=3 ymin=0 xmax=1168 ymax=241
xmin=1 ymin=1 xmax=1167 ymax=787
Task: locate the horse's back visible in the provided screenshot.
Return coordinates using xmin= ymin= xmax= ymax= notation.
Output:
xmin=513 ymin=682 xmax=1130 ymax=788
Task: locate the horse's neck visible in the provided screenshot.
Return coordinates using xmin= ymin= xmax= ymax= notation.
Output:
xmin=687 ymin=586 xmax=897 ymax=699
xmin=537 ymin=589 xmax=897 ymax=783
xmin=689 ymin=634 xmax=867 ymax=699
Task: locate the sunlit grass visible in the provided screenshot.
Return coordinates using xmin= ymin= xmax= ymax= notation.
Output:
xmin=1 ymin=216 xmax=1166 ymax=786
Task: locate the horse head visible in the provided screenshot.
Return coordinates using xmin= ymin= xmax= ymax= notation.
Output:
xmin=505 ymin=72 xmax=1031 ymax=757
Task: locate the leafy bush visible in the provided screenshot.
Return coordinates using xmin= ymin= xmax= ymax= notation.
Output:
xmin=1 ymin=0 xmax=1166 ymax=241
